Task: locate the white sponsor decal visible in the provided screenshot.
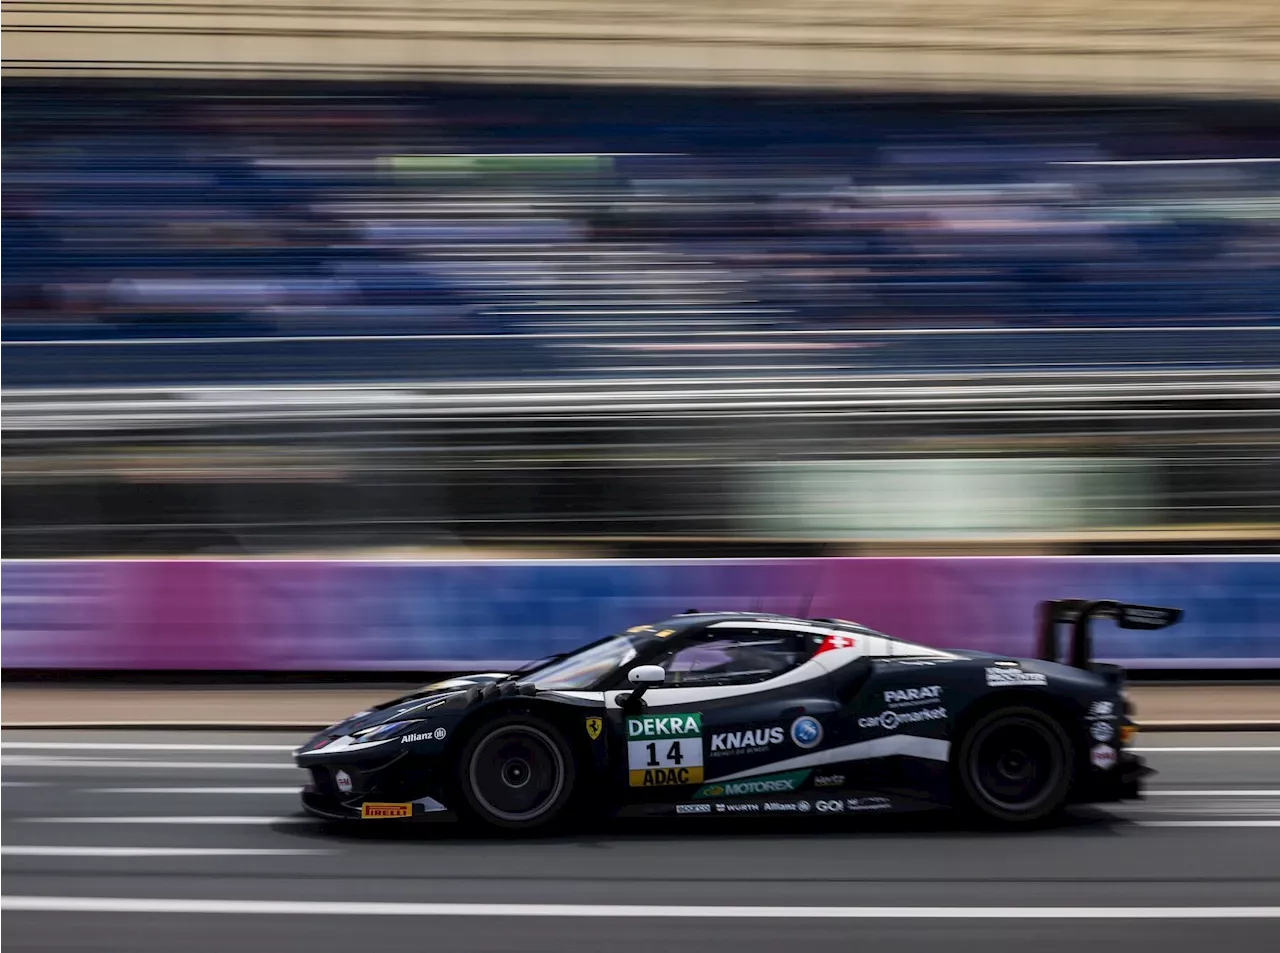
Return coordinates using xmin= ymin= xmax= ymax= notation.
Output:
xmin=717 ymin=802 xmax=760 ymax=813
xmin=847 ymin=796 xmax=893 ymax=812
xmin=985 ymin=668 xmax=1048 ymax=687
xmin=762 ymin=801 xmax=808 ymax=813
xmin=709 ymin=727 xmax=785 ymax=755
xmin=815 ymin=799 xmax=845 ymax=812
xmin=858 ymin=707 xmax=948 ymax=731
xmin=1091 ymin=744 xmax=1117 ymax=770
xmin=402 ymin=728 xmax=446 ymax=745
xmin=814 ymin=774 xmax=845 ymax=788
xmin=1091 ymin=722 xmax=1115 ymax=742
xmin=626 ymin=715 xmax=699 ymax=738
xmin=334 ymin=770 xmax=353 ymax=794
xmin=676 ymin=803 xmax=712 ymax=815
xmin=883 ymin=686 xmax=942 ymax=707
xmin=1089 ymin=701 xmax=1115 ymax=719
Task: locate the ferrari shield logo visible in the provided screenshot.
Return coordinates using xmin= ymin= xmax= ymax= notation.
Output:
xmin=585 ymin=717 xmax=603 ymax=741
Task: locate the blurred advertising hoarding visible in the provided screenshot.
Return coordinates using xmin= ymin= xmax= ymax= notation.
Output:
xmin=3 ymin=557 xmax=1278 ymax=671
xmin=5 ymin=0 xmax=1279 ymax=97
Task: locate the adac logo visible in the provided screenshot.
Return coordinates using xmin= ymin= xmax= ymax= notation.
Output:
xmin=585 ymin=717 xmax=603 ymax=741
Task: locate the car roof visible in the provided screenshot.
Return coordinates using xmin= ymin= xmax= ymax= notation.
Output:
xmin=652 ymin=610 xmax=880 ymax=635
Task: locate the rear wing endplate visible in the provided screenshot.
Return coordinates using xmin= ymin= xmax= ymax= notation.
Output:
xmin=1036 ymin=599 xmax=1182 ymax=669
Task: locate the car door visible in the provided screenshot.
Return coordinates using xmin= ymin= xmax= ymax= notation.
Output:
xmin=603 ymin=623 xmax=839 ymax=806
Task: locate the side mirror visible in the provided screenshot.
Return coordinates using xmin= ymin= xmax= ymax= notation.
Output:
xmin=620 ymin=665 xmax=666 ymax=710
xmin=628 ymin=665 xmax=666 ymax=687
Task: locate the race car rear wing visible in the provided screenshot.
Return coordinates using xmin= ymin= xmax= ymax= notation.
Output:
xmin=1036 ymin=599 xmax=1183 ymax=669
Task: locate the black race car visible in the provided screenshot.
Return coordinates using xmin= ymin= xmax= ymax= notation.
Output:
xmin=295 ymin=598 xmax=1179 ymax=831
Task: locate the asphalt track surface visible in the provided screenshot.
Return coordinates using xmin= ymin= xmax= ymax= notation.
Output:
xmin=5 ymin=730 xmax=1280 ymax=952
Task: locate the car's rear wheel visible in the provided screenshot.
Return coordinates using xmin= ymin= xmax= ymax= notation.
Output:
xmin=456 ymin=714 xmax=576 ymax=832
xmin=954 ymin=706 xmax=1074 ymax=826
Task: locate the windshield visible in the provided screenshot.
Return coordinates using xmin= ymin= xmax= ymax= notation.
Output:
xmin=517 ymin=634 xmax=644 ymax=690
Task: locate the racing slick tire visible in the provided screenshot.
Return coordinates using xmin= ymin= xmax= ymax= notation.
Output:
xmin=455 ymin=713 xmax=578 ymax=833
xmin=953 ymin=705 xmax=1075 ymax=827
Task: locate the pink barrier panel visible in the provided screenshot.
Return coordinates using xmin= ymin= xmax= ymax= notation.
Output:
xmin=3 ymin=557 xmax=1277 ymax=670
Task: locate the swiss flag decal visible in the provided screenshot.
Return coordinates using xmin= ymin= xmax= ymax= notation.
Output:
xmin=815 ymin=633 xmax=858 ymax=655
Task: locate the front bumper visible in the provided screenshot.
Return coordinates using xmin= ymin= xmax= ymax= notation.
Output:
xmin=1078 ymin=751 xmax=1152 ymax=803
xmin=299 ymin=786 xmax=454 ymax=822
xmin=298 ymin=748 xmax=452 ymax=820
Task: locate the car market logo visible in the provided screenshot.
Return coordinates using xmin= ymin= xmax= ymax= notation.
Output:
xmin=694 ymin=770 xmax=810 ymax=799
xmin=883 ymin=686 xmax=942 ymax=707
xmin=858 ymin=707 xmax=947 ymax=731
xmin=401 ymin=727 xmax=447 ymax=744
xmin=790 ymin=716 xmax=824 ymax=749
xmin=710 ymin=727 xmax=785 ymax=756
xmin=985 ymin=667 xmax=1048 ymax=687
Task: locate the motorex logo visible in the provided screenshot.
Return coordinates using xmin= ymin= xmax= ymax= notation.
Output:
xmin=790 ymin=716 xmax=823 ymax=749
xmin=693 ymin=770 xmax=810 ymax=799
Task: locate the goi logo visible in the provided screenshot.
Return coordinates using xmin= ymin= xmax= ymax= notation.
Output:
xmin=790 ymin=716 xmax=823 ymax=749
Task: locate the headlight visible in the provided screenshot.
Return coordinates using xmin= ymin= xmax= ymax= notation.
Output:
xmin=355 ymin=720 xmax=419 ymax=742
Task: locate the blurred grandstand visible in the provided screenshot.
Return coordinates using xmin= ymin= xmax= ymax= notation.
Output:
xmin=4 ymin=15 xmax=1280 ymax=557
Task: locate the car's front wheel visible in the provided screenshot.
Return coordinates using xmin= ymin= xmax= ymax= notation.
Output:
xmin=456 ymin=714 xmax=577 ymax=833
xmin=954 ymin=705 xmax=1074 ymax=826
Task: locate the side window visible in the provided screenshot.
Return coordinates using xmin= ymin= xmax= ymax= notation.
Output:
xmin=656 ymin=629 xmax=813 ymax=687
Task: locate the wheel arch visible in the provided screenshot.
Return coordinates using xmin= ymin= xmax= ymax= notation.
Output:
xmin=444 ymin=695 xmax=606 ymax=791
xmin=950 ymin=689 xmax=1088 ymax=789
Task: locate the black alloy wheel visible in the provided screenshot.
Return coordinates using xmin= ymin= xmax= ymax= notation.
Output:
xmin=955 ymin=706 xmax=1074 ymax=825
xmin=458 ymin=714 xmax=576 ymax=832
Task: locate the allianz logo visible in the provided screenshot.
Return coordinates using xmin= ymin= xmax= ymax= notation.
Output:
xmin=858 ymin=707 xmax=948 ymax=730
xmin=710 ymin=727 xmax=784 ymax=752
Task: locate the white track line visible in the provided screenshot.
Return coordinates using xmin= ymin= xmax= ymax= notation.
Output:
xmin=4 ymin=898 xmax=1280 ymax=919
xmin=1137 ymin=820 xmax=1280 ymax=828
xmin=1132 ymin=747 xmax=1280 ymax=753
xmin=87 ymin=787 xmax=300 ymax=795
xmin=26 ymin=816 xmax=313 ymax=826
xmin=1 ymin=847 xmax=331 ymax=858
xmin=2 ymin=757 xmax=300 ymax=771
xmin=1146 ymin=790 xmax=1280 ymax=797
xmin=0 ymin=743 xmax=296 ymax=752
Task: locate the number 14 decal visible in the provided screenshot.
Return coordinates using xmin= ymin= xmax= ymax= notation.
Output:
xmin=645 ymin=741 xmax=685 ymax=766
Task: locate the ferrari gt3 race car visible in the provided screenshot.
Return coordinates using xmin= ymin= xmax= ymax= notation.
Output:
xmin=295 ymin=598 xmax=1179 ymax=831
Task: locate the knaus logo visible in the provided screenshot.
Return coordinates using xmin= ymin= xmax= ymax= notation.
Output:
xmin=883 ymin=686 xmax=942 ymax=707
xmin=859 ymin=707 xmax=947 ymax=731
xmin=984 ymin=667 xmax=1048 ymax=687
xmin=710 ymin=727 xmax=785 ymax=754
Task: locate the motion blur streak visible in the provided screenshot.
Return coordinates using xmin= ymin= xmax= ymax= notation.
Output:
xmin=5 ymin=81 xmax=1280 ymax=558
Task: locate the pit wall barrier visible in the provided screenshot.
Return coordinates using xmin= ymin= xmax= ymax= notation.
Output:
xmin=2 ymin=557 xmax=1277 ymax=671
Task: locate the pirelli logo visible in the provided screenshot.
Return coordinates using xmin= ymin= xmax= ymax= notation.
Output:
xmin=361 ymin=802 xmax=412 ymax=819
